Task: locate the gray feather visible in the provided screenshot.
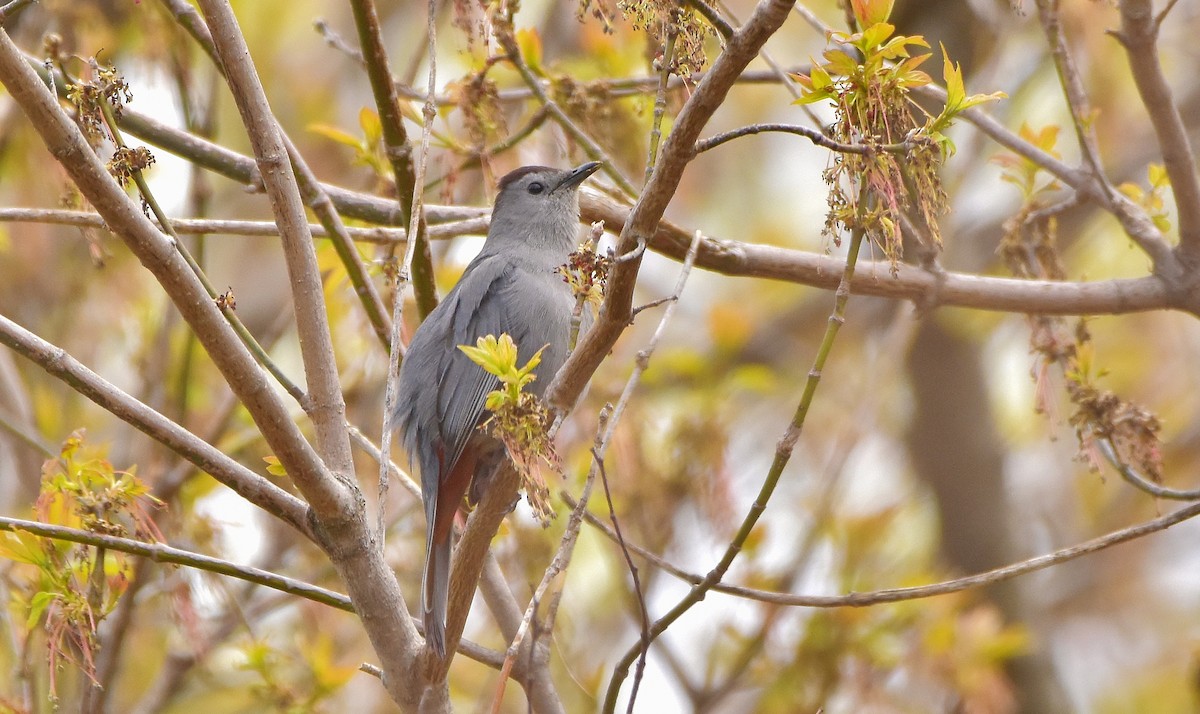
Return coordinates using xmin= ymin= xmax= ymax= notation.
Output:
xmin=390 ymin=162 xmax=600 ymax=657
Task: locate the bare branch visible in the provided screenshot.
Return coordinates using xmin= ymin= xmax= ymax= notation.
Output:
xmin=1099 ymin=437 xmax=1200 ymax=501
xmin=579 ymin=191 xmax=1179 ymax=316
xmin=0 ymin=314 xmax=313 ymax=536
xmin=0 ymin=0 xmax=35 ymax=24
xmin=145 ymin=2 xmax=395 ymax=351
xmin=0 ymin=208 xmax=403 ymax=242
xmin=684 ymin=0 xmax=735 ymax=39
xmin=574 ymin=483 xmax=1200 ymax=607
xmin=603 ymin=201 xmax=866 ymax=712
xmin=1117 ymin=0 xmax=1200 ymax=263
xmin=0 ymin=516 xmax=352 ymax=611
xmin=496 ymin=23 xmax=639 ymax=197
xmin=1034 ymin=0 xmax=1109 ymax=189
xmin=348 ymin=0 xmax=438 ymax=318
xmin=0 ymin=29 xmax=338 ymax=516
xmin=22 ymin=46 xmax=1184 ymax=322
xmin=694 ymin=122 xmax=915 ymax=155
xmin=197 ymin=0 xmax=356 ymax=488
xmin=548 ymin=0 xmax=800 ymax=412
xmin=171 ymin=5 xmax=422 ymax=707
xmin=434 ymin=464 xmax=521 ymax=681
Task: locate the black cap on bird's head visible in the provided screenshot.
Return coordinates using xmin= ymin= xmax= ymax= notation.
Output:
xmin=496 ymin=161 xmax=601 ymax=196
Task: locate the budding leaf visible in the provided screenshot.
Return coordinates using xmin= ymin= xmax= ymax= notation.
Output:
xmin=851 ymin=0 xmax=894 ymax=28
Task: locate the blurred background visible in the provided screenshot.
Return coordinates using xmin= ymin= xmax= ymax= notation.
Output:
xmin=2 ymin=0 xmax=1200 ymax=711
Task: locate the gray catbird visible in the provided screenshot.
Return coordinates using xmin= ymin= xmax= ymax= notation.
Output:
xmin=392 ymin=161 xmax=601 ymax=658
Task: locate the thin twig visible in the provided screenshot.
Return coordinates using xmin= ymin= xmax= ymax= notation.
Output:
xmin=389 ymin=67 xmax=800 ymax=107
xmin=917 ymin=82 xmax=1176 ymax=270
xmin=546 ymin=0 xmax=804 ymax=413
xmin=378 ymin=0 xmax=439 ymax=558
xmin=347 ymin=423 xmax=422 ymax=500
xmin=96 ymin=91 xmax=310 ymax=406
xmin=1029 ymin=0 xmax=1180 ymax=279
xmin=0 ymin=406 xmax=54 ymax=456
xmin=1034 ymin=0 xmax=1108 ymax=184
xmin=571 ymin=482 xmax=1200 ymax=606
xmin=1099 ymin=437 xmax=1200 ymax=501
xmin=576 ymin=190 xmax=1179 ymax=316
xmin=0 ymin=516 xmax=354 ymax=611
xmin=645 ymin=28 xmax=677 ymax=184
xmin=596 ymin=452 xmax=649 ymax=714
xmin=684 ymin=0 xmax=734 ymax=39
xmin=0 ymin=0 xmax=36 ymax=24
xmin=495 ymin=21 xmax=638 ymax=197
xmin=0 ymin=313 xmax=312 ymax=537
xmin=603 ymin=201 xmax=865 ymax=712
xmin=199 ymin=0 xmax=359 ymax=490
xmin=29 ymin=68 xmax=1181 ymax=317
xmin=314 ymin=19 xmax=363 ymax=63
xmin=488 ymin=408 xmax=607 ymax=714
xmin=493 ymin=229 xmax=704 ymax=712
xmin=349 ymin=0 xmax=438 ymax=318
xmin=155 ymin=0 xmax=394 ymax=351
xmin=694 ymin=122 xmax=916 ymax=155
xmin=191 ymin=4 xmax=421 ymax=708
xmin=0 ymin=207 xmax=494 ymax=243
xmin=791 ymin=2 xmax=833 ymax=35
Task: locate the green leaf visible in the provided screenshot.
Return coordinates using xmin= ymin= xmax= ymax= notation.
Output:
xmin=359 ymin=107 xmax=382 ymax=146
xmin=794 ymin=63 xmax=837 ymax=105
xmin=929 ymin=44 xmax=1005 ymax=134
xmin=858 ymin=22 xmax=895 ymax=54
xmin=822 ymin=49 xmax=860 ymax=77
xmin=941 ymin=43 xmax=965 ymax=109
xmin=307 ymin=123 xmax=363 ymax=149
xmin=263 ymin=455 xmax=287 ymax=478
xmin=459 ymin=334 xmax=547 ymax=393
xmin=516 ymin=28 xmax=544 ymax=76
xmin=1148 ymin=163 xmax=1169 ymax=187
xmin=459 ymin=334 xmax=518 ymax=378
xmin=878 ymin=34 xmax=930 ymax=61
xmin=851 ymin=0 xmax=894 ymax=28
xmin=809 ymin=62 xmax=833 ymax=92
xmin=27 ymin=591 xmax=56 ymax=627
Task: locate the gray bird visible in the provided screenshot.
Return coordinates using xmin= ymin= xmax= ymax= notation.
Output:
xmin=392 ymin=161 xmax=601 ymax=658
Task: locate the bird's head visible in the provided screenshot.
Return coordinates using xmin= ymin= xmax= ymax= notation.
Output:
xmin=486 ymin=162 xmax=601 ymax=254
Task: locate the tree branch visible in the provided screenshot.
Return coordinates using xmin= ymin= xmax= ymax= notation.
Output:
xmin=694 ymin=122 xmax=915 ymax=155
xmin=0 ymin=27 xmax=338 ymax=517
xmin=155 ymin=0 xmax=394 ymax=352
xmin=197 ymin=0 xmax=356 ymax=491
xmin=348 ymin=0 xmax=438 ymax=317
xmin=431 ymin=464 xmax=521 ymax=681
xmin=579 ymin=191 xmax=1179 ymax=315
xmin=0 ymin=516 xmax=353 ymax=610
xmin=496 ymin=24 xmax=638 ymax=197
xmin=547 ymin=0 xmax=800 ymax=411
xmin=0 ymin=208 xmax=410 ymax=243
xmin=572 ymin=483 xmax=1200 ymax=607
xmin=22 ymin=50 xmax=1180 ymax=319
xmin=1117 ymin=0 xmax=1200 ymax=264
xmin=192 ymin=5 xmax=425 ymax=710
xmin=0 ymin=314 xmax=312 ymax=537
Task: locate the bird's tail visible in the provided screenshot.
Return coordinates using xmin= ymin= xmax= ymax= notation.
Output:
xmin=422 ymin=532 xmax=451 ymax=659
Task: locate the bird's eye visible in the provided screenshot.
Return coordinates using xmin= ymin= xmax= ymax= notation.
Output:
xmin=527 ymin=181 xmax=545 ymax=195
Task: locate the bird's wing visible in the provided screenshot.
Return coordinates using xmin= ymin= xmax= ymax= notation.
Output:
xmin=392 ymin=259 xmax=498 ymax=491
xmin=435 ymin=255 xmax=519 ymax=473
xmin=394 ymin=253 xmax=574 ymax=483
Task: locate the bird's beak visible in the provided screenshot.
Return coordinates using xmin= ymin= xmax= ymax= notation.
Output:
xmin=553 ymin=161 xmax=602 ymax=192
